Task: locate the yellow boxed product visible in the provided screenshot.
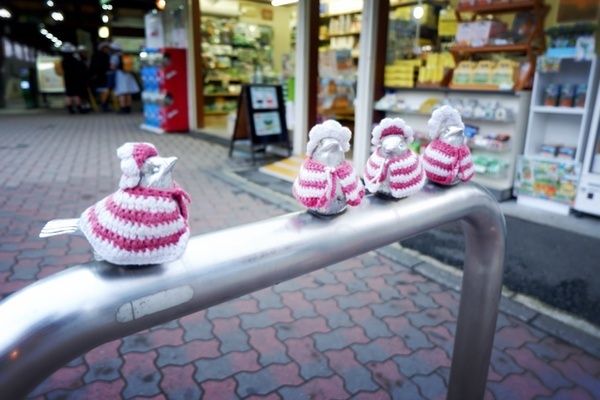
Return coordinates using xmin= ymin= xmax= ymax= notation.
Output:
xmin=492 ymin=60 xmax=517 ymax=89
xmin=452 ymin=61 xmax=477 ymax=85
xmin=473 ymin=61 xmax=495 ymax=85
xmin=438 ymin=8 xmax=457 ymax=37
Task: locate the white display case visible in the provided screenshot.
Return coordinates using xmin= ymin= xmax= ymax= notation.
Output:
xmin=376 ymin=88 xmax=531 ymax=200
xmin=517 ymin=56 xmax=599 ymax=214
xmin=575 ymin=80 xmax=600 ymax=216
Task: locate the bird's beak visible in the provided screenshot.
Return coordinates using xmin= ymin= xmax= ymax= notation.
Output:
xmin=164 ymin=156 xmax=178 ymax=172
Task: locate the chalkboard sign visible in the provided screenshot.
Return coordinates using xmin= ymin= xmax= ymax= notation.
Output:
xmin=229 ymin=84 xmax=290 ymax=162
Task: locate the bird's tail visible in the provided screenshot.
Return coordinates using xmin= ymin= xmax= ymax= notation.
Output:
xmin=39 ymin=218 xmax=80 ymax=238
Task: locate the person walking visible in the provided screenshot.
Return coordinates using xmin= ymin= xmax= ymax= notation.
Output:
xmin=110 ymin=42 xmax=139 ymax=114
xmin=90 ymin=41 xmax=112 ymax=112
xmin=60 ymin=42 xmax=85 ymax=114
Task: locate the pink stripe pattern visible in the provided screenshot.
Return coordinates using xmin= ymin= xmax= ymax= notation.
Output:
xmin=422 ymin=139 xmax=474 ymax=185
xmin=364 ymin=148 xmax=426 ymax=198
xmin=293 ymin=158 xmax=364 ymax=209
xmin=79 ymin=185 xmax=191 ymax=265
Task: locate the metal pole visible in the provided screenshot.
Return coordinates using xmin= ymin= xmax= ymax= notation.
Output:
xmin=0 ymin=183 xmax=505 ymax=399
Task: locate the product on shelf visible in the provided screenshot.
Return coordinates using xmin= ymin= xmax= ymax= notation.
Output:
xmin=540 ymin=144 xmax=559 ymax=158
xmin=456 ymin=20 xmax=507 ymax=47
xmin=417 ymin=52 xmax=455 ymax=86
xmin=557 ymin=146 xmax=576 ymax=160
xmin=543 ymin=84 xmax=560 ymax=106
xmin=559 ymin=84 xmax=576 ymax=107
xmin=451 ymin=59 xmax=519 ymax=90
xmin=472 ymin=154 xmax=508 ymax=177
xmin=515 ymin=157 xmax=579 ymax=204
xmin=574 ymin=84 xmax=587 ymax=108
xmin=385 ymin=59 xmax=421 ymax=88
xmin=438 ymin=7 xmax=458 ymax=37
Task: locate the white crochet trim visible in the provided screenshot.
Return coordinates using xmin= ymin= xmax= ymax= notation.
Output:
xmin=371 ymin=117 xmax=415 ymax=146
xmin=119 ymin=175 xmax=140 ymax=189
xmin=427 ymin=105 xmax=465 ymax=139
xmin=306 ymin=120 xmax=351 ymax=156
xmin=112 ymin=190 xmax=178 ymax=213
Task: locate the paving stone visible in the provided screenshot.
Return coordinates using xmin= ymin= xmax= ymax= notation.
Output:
xmin=550 ymin=356 xmax=600 ymax=397
xmin=207 ymin=297 xmax=259 ymax=319
xmin=505 ymin=347 xmax=572 ymax=391
xmin=239 ymin=307 xmax=294 ymax=330
xmin=376 ymin=245 xmax=423 ymax=268
xmin=352 ymin=336 xmax=411 ymax=364
xmin=278 ymin=375 xmax=349 ymax=400
xmin=303 ymin=283 xmax=348 ymax=301
xmin=313 ymin=299 xmax=353 ymax=329
xmin=275 ymin=316 xmax=330 ymax=341
xmin=248 ymin=327 xmax=290 ymax=365
xmin=159 ymin=365 xmax=202 ymax=400
xmin=212 ymin=317 xmax=251 ymax=353
xmin=488 ymin=372 xmax=552 ymax=400
xmin=366 ymin=359 xmax=424 ymax=400
xmin=370 ymin=298 xmax=419 ymax=319
xmin=121 ymin=352 xmax=161 ymax=399
xmin=179 ymin=310 xmax=213 ymax=341
xmin=532 ymin=315 xmax=600 ymax=358
xmin=413 ymin=373 xmax=447 ymax=400
xmin=195 ymin=351 xmax=261 ymax=381
xmin=286 ymin=337 xmax=334 ymax=380
xmin=325 ymin=348 xmax=379 ymax=394
xmin=120 ymin=328 xmax=184 ymax=354
xmin=337 ymin=291 xmax=382 ymax=310
xmin=313 ymin=326 xmax=370 ymax=352
xmin=252 ymin=287 xmax=284 ymax=310
xmin=384 ymin=315 xmax=434 ymax=351
xmin=348 ymin=307 xmax=393 ymax=339
xmin=489 ymin=348 xmax=525 ymax=378
xmin=83 ymin=340 xmax=122 ymax=383
xmin=280 ymin=291 xmax=318 ymax=319
xmin=156 ymin=339 xmax=220 ymax=367
xmin=235 ymin=362 xmax=303 ymax=397
xmin=201 ymin=378 xmax=238 ymax=400
xmin=364 ymin=276 xmax=400 ymax=301
xmin=394 ymin=347 xmax=451 ymax=377
xmin=494 ymin=323 xmax=545 ymax=351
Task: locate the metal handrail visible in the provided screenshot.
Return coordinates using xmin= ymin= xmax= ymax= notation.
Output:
xmin=0 ymin=183 xmax=505 ymax=399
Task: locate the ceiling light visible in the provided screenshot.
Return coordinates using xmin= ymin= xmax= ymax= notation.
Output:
xmin=45 ymin=33 xmax=54 ymax=39
xmin=156 ymin=0 xmax=166 ymax=10
xmin=46 ymin=0 xmax=54 ymax=6
xmin=51 ymin=37 xmax=59 ymax=43
xmin=54 ymin=42 xmax=61 ymax=47
xmin=271 ymin=0 xmax=297 ymax=6
xmin=98 ymin=26 xmax=110 ymax=39
xmin=106 ymin=4 xmax=113 ymax=10
xmin=40 ymin=28 xmax=48 ymax=35
xmin=412 ymin=5 xmax=424 ymax=20
xmin=51 ymin=11 xmax=64 ymax=21
xmin=0 ymin=8 xmax=12 ymax=18
xmin=101 ymin=14 xmax=109 ymax=23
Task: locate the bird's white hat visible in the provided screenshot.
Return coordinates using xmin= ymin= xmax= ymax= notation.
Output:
xmin=371 ymin=117 xmax=415 ymax=146
xmin=306 ymin=120 xmax=351 ymax=156
xmin=427 ymin=105 xmax=464 ymax=140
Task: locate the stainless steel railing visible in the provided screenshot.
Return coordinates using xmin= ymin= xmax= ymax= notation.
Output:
xmin=0 ymin=182 xmax=505 ymax=399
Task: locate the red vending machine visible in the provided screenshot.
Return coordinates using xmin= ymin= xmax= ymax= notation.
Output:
xmin=141 ymin=47 xmax=188 ymax=133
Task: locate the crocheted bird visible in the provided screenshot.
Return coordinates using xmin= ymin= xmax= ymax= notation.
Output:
xmin=364 ymin=118 xmax=426 ymax=199
xmin=293 ymin=120 xmax=364 ymax=216
xmin=422 ymin=105 xmax=474 ymax=185
xmin=40 ymin=142 xmax=191 ymax=265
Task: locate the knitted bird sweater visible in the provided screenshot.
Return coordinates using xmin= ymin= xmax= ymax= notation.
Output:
xmin=293 ymin=158 xmax=364 ymax=209
xmin=422 ymin=139 xmax=474 ymax=185
xmin=364 ymin=148 xmax=426 ymax=198
xmin=79 ymin=185 xmax=191 ymax=265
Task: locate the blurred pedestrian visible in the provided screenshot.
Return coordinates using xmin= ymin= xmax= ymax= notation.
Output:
xmin=60 ymin=42 xmax=87 ymax=114
xmin=76 ymin=45 xmax=92 ymax=113
xmin=90 ymin=41 xmax=112 ymax=112
xmin=110 ymin=42 xmax=139 ymax=114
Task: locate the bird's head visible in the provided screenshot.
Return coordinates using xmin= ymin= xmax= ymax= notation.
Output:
xmin=440 ymin=126 xmax=466 ymax=146
xmin=139 ymin=156 xmax=178 ymax=189
xmin=313 ymin=137 xmax=345 ymax=167
xmin=381 ymin=135 xmax=407 ymax=156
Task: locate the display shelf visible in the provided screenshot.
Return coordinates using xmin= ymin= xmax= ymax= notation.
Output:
xmin=378 ymin=108 xmax=515 ymax=124
xmin=450 ymin=43 xmax=531 ymax=55
xmin=456 ymin=0 xmax=542 ymax=14
xmin=390 ymin=0 xmax=449 ymax=8
xmin=385 ymin=86 xmax=517 ymax=96
xmin=204 ymin=93 xmax=241 ymax=98
xmin=449 ymin=83 xmax=513 ymax=92
xmin=327 ymin=31 xmax=361 ymax=38
xmin=321 ymin=10 xmax=362 ymax=18
xmin=532 ymin=105 xmax=584 ymax=115
xmin=204 ymin=110 xmax=231 ymax=116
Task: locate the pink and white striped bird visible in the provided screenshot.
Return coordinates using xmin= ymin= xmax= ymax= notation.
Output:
xmin=40 ymin=142 xmax=191 ymax=265
xmin=293 ymin=120 xmax=364 ymax=216
xmin=364 ymin=118 xmax=426 ymax=199
xmin=422 ymin=105 xmax=474 ymax=185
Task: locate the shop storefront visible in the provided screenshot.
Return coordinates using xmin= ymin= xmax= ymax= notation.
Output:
xmin=140 ymin=0 xmax=600 ymax=216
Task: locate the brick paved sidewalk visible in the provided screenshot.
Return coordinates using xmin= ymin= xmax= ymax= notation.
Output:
xmin=0 ymin=113 xmax=598 ymax=399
